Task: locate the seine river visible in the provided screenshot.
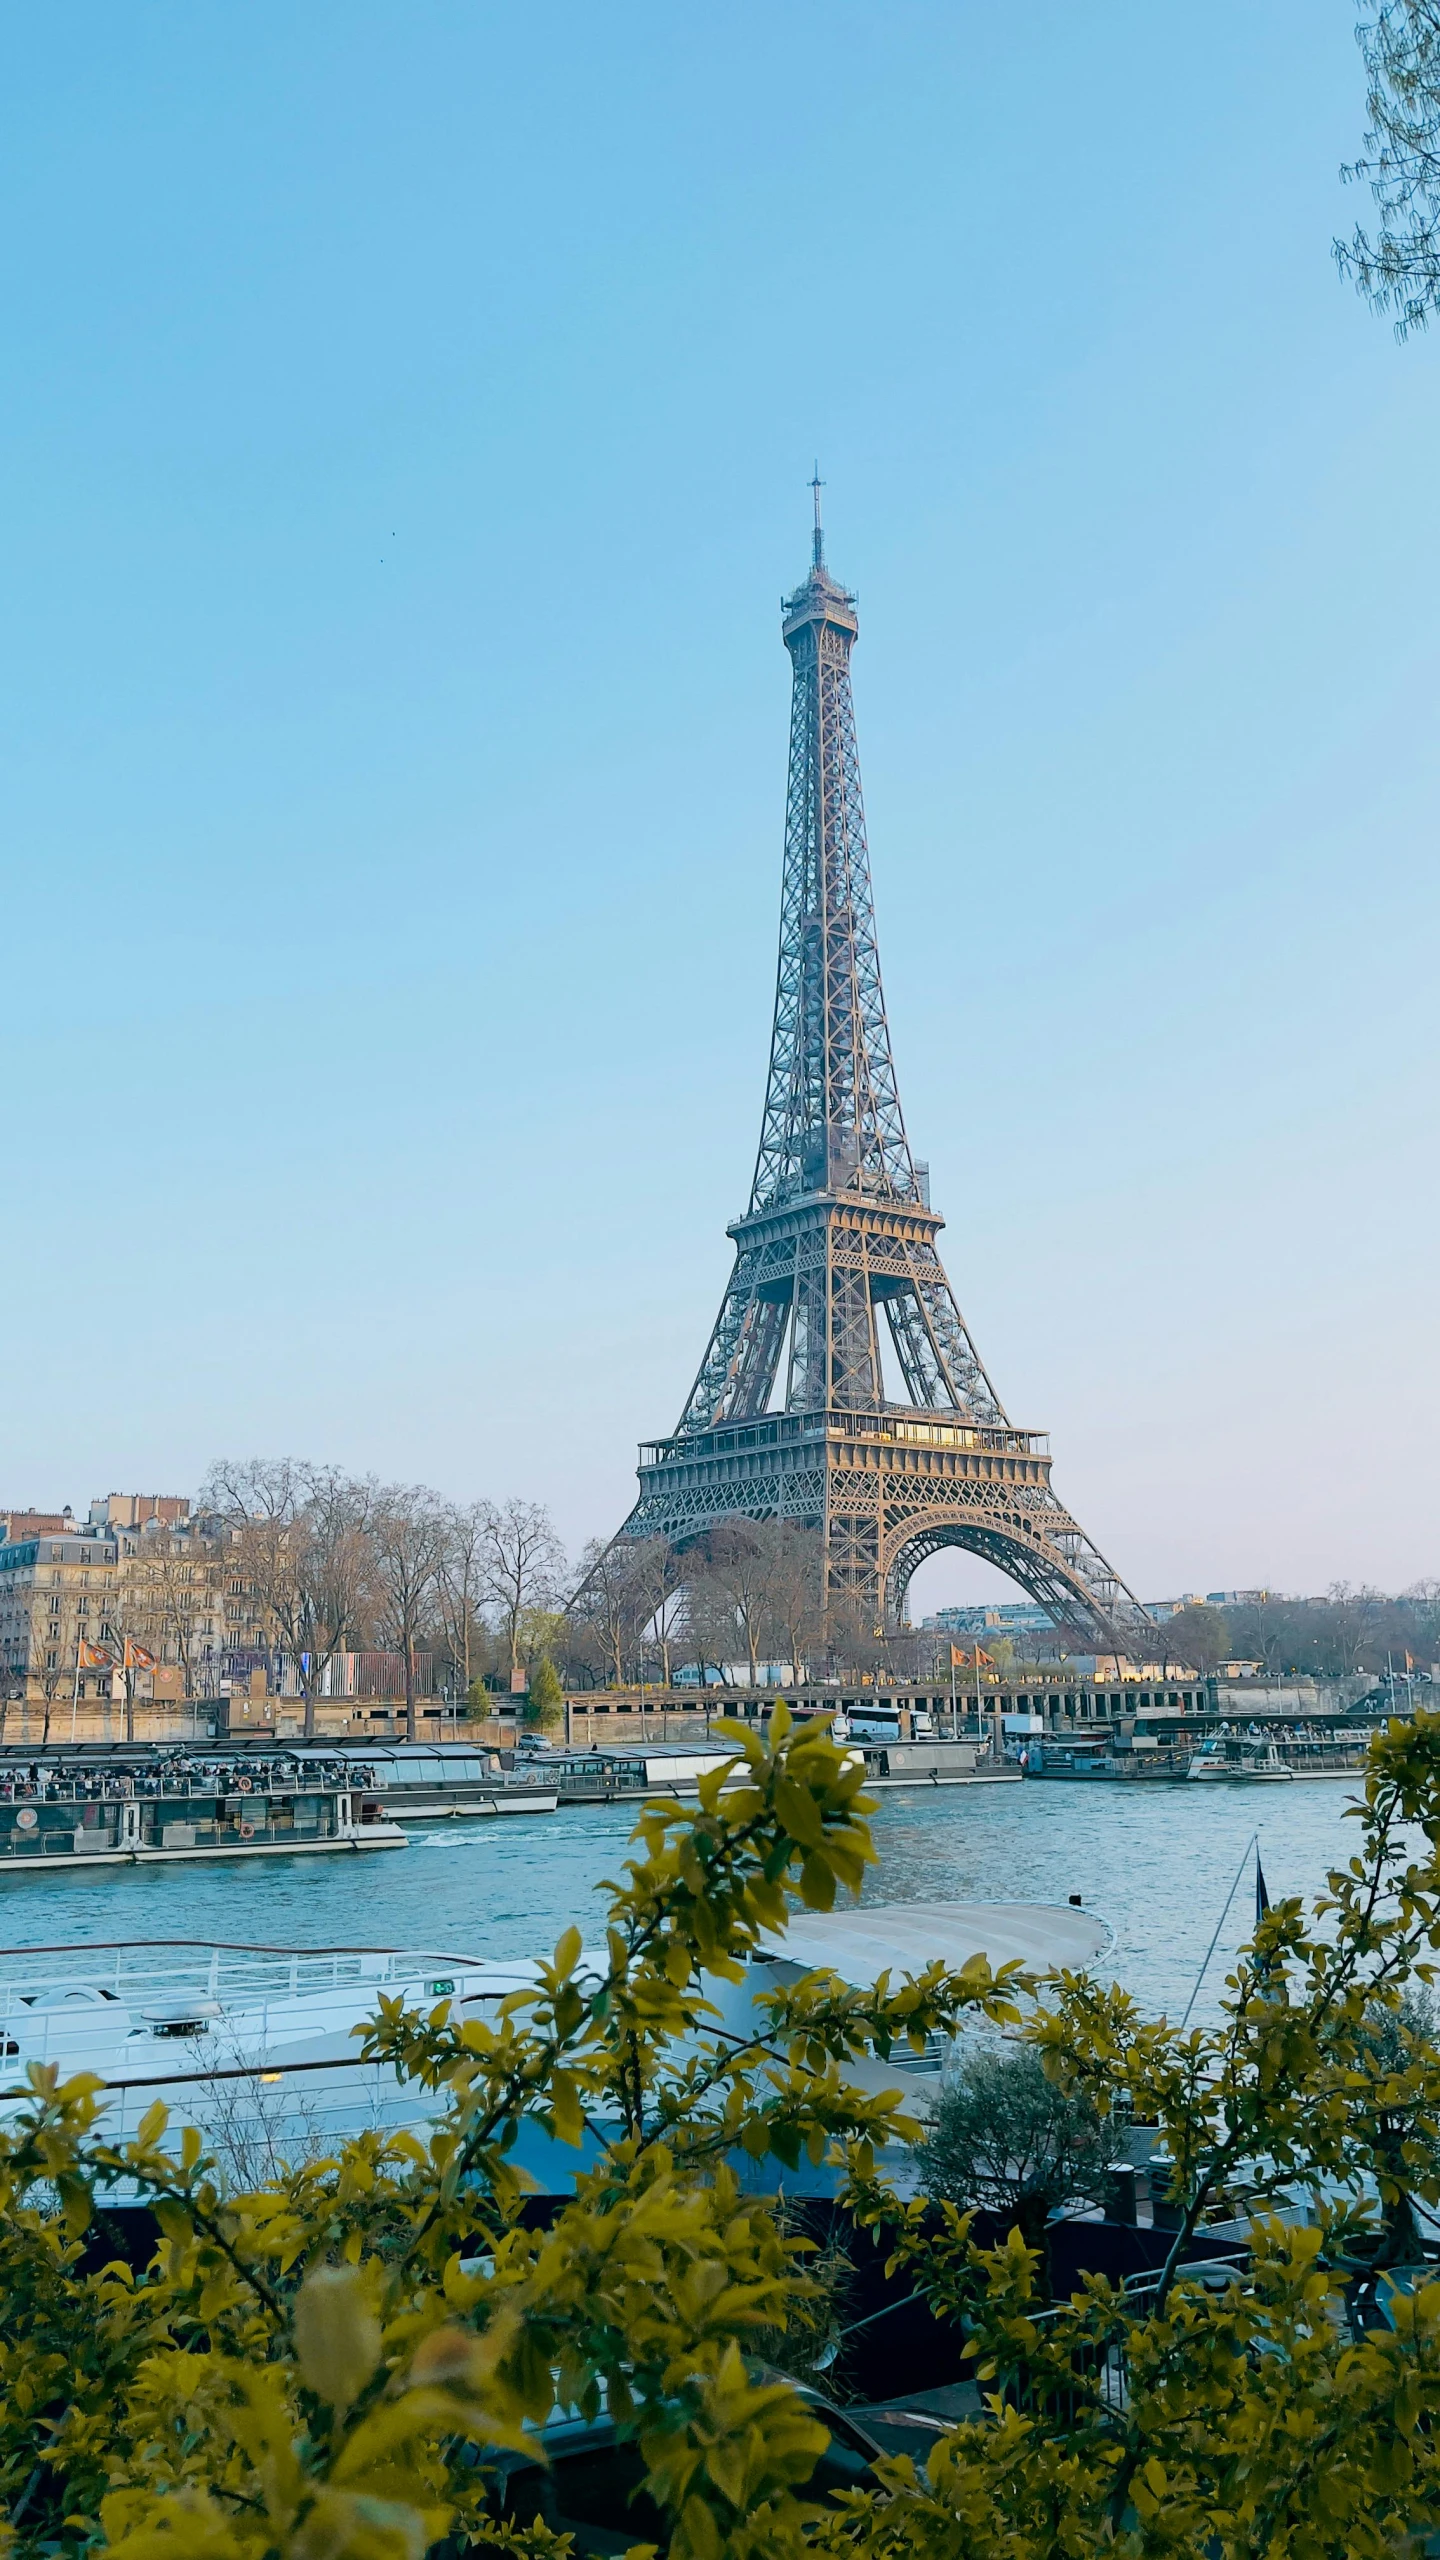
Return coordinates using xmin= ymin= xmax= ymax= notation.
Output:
xmin=0 ymin=1778 xmax=1379 ymax=2025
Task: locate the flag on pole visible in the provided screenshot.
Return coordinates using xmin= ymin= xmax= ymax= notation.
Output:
xmin=950 ymin=1646 xmax=970 ymax=1669
xmin=123 ymin=1640 xmax=157 ymax=1670
xmin=1255 ymin=1852 xmax=1271 ymax=1930
xmin=77 ymin=1640 xmax=112 ymax=1668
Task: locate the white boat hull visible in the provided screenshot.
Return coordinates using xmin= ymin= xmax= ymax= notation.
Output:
xmin=0 ymin=1825 xmax=407 ymax=1874
xmin=1187 ymin=1765 xmax=1292 ymax=1784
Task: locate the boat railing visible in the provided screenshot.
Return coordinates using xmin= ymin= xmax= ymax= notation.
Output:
xmin=0 ymin=1769 xmax=376 ymax=1805
xmin=0 ymin=2041 xmax=444 ymax=2159
xmin=0 ymin=1941 xmax=489 ymax=2022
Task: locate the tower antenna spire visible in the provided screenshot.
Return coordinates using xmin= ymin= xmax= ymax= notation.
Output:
xmin=809 ymin=462 xmax=825 ymax=567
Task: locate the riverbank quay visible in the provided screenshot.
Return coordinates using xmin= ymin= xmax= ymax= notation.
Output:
xmin=1030 ymin=1730 xmax=1375 ymax=1782
xmin=0 ymin=1711 xmax=1381 ymax=1850
xmin=561 ymin=1670 xmax=1400 ymax=1755
xmin=521 ymin=1738 xmax=1021 ymax=1802
xmin=0 ymin=1737 xmax=1028 ymax=1835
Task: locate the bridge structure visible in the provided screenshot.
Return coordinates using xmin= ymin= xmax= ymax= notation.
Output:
xmin=611 ymin=491 xmax=1154 ymax=1657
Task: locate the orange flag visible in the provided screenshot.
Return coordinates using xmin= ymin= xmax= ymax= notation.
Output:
xmin=123 ymin=1640 xmax=157 ymax=1670
xmin=78 ymin=1640 xmax=112 ymax=1669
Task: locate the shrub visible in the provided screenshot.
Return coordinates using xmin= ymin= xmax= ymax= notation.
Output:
xmin=919 ymin=2042 xmax=1121 ymax=2274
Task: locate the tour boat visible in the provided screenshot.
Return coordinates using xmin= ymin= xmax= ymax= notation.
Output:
xmin=0 ymin=1753 xmax=406 ymax=1871
xmin=1186 ymin=1736 xmax=1293 ymax=1784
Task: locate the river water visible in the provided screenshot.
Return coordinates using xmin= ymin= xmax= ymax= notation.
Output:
xmin=0 ymin=1778 xmax=1376 ymax=2025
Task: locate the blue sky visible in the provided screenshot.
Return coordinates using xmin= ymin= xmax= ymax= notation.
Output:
xmin=1 ymin=3 xmax=1435 ymax=1607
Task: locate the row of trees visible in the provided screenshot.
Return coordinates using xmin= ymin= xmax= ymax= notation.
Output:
xmin=569 ymin=1518 xmax=831 ymax=1691
xmin=202 ymin=1475 xmax=948 ymax=1722
xmin=1160 ymin=1582 xmax=1440 ymax=1682
xmin=202 ymin=1461 xmax=568 ymax=1737
xmin=171 ymin=1461 xmax=1440 ymax=1722
xmin=569 ymin=1519 xmax=986 ymax=1693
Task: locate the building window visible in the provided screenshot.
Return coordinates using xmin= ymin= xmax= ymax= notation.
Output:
xmin=45 ymin=1650 xmax=57 ymax=1670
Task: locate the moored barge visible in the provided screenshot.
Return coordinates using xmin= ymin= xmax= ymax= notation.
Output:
xmin=0 ymin=1751 xmax=405 ymax=1870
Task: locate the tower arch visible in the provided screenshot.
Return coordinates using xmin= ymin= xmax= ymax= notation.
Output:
xmin=880 ymin=1513 xmax=1123 ymax=1651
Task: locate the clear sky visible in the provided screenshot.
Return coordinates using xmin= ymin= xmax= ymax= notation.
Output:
xmin=1 ymin=4 xmax=1435 ymax=1609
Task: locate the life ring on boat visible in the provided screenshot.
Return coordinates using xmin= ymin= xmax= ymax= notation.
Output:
xmin=237 ymin=1778 xmax=253 ymax=1793
xmin=239 ymin=1821 xmax=256 ymax=1839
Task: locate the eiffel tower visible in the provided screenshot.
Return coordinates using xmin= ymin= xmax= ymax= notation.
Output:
xmin=616 ymin=490 xmax=1153 ymax=1657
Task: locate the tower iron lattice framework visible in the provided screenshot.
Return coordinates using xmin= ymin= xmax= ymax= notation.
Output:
xmin=613 ymin=494 xmax=1154 ymax=1656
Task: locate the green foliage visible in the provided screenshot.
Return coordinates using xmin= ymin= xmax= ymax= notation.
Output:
xmin=8 ymin=1713 xmax=1440 ymax=2558
xmin=918 ymin=2043 xmax=1121 ymax=2274
xmin=524 ymin=1657 xmax=564 ymax=1728
xmin=463 ymin=1679 xmax=494 ymax=1721
xmin=1351 ymin=1983 xmax=1440 ymax=2268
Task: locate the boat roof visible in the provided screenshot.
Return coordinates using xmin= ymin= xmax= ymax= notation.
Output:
xmin=765 ymin=1899 xmax=1111 ymax=1982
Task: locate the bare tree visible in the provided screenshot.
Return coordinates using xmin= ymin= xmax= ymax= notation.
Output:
xmin=1407 ymin=1579 xmax=1440 ymax=1662
xmin=436 ymin=1501 xmax=493 ymax=1700
xmin=756 ymin=1520 xmax=826 ymax=1686
xmin=143 ymin=1528 xmax=229 ymax=1705
xmin=704 ymin=1520 xmax=773 ymax=1687
xmin=683 ymin=1518 xmax=826 ymax=1689
xmin=570 ymin=1537 xmax=644 ymax=1689
xmin=680 ymin=1572 xmax=741 ymax=1691
xmin=628 ymin=1539 xmax=686 ymax=1687
xmin=824 ymin=1586 xmax=889 ymax=1684
xmin=95 ymin=1572 xmax=167 ymax=1746
xmin=368 ymin=1487 xmax=447 ymax=1740
xmin=30 ymin=1633 xmax=73 ymax=1748
xmin=483 ymin=1500 xmax=565 ymax=1678
xmin=0 ymin=1647 xmax=26 ymax=1747
xmin=202 ymin=1460 xmax=374 ymax=1737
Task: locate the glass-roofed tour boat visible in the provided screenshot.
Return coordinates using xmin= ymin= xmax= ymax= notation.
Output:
xmin=0 ymin=1751 xmax=407 ymax=1872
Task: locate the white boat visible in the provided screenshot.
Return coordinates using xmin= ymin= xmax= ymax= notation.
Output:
xmin=706 ymin=1901 xmax=1115 ymax=2123
xmin=0 ymin=1900 xmax=1113 ymax=2174
xmin=0 ymin=1940 xmax=528 ymax=2158
xmin=1187 ymin=1737 xmax=1293 ymax=1784
xmin=290 ymin=1744 xmax=558 ymax=1820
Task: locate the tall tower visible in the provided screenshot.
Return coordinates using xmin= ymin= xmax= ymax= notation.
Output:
xmin=616 ymin=503 xmax=1152 ymax=1654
